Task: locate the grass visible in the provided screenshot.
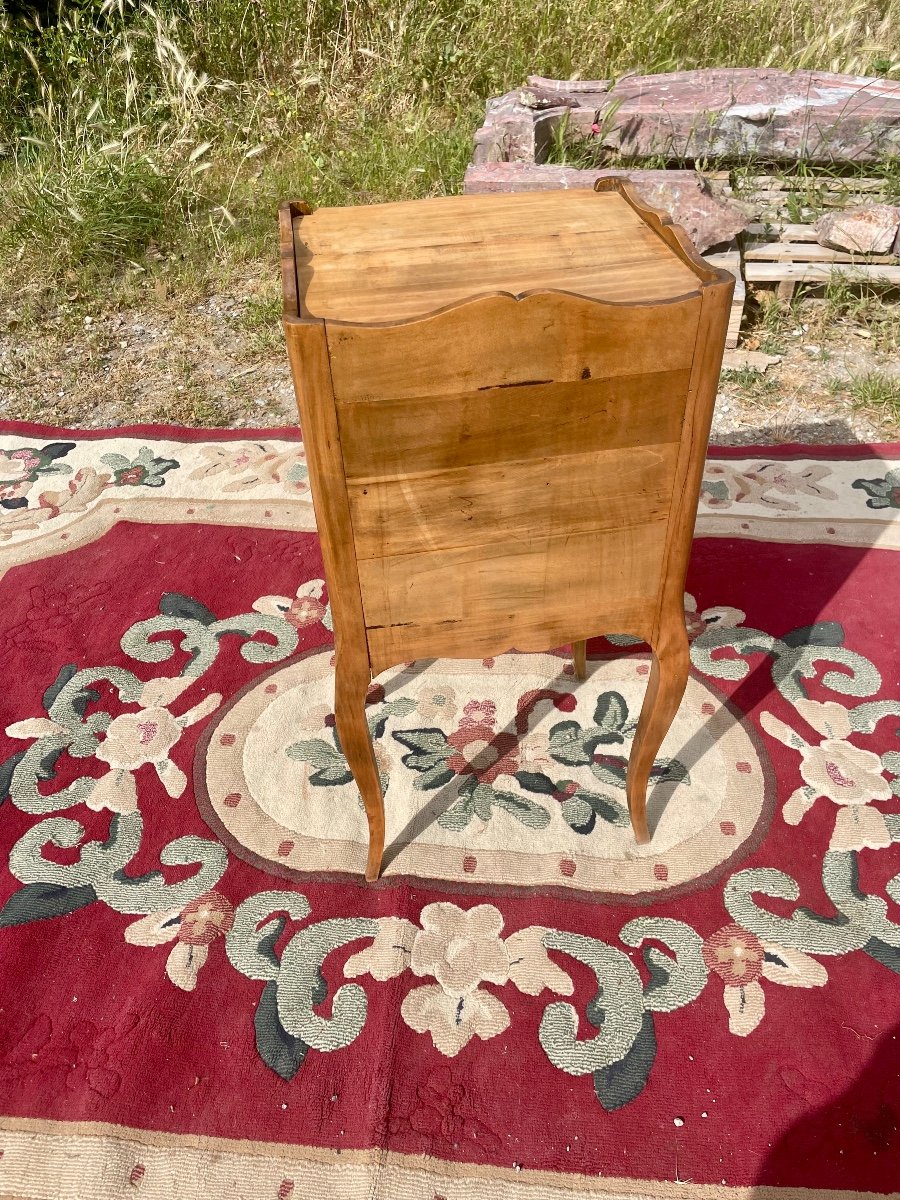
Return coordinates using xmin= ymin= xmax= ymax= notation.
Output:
xmin=239 ymin=293 xmax=284 ymax=354
xmin=739 ymin=269 xmax=900 ymax=359
xmin=816 ymin=275 xmax=900 ymax=351
xmin=720 ymin=366 xmax=782 ymax=403
xmin=746 ymin=289 xmax=799 ymax=355
xmin=2 ymin=0 xmax=900 ymax=300
xmin=845 ymin=369 xmax=900 ymax=423
xmin=721 ymin=365 xmax=765 ymax=389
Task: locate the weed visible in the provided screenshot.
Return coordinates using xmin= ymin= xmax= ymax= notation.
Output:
xmin=544 ymin=97 xmax=624 ymax=168
xmin=239 ymin=292 xmax=282 ymax=354
xmin=807 ymin=276 xmax=900 ymax=352
xmin=721 ymin=365 xmax=764 ymax=389
xmin=241 ymin=294 xmax=281 ymax=329
xmin=748 ymin=289 xmax=801 ymax=354
xmin=847 ymin=370 xmax=900 ymax=424
xmin=720 ymin=366 xmax=781 ymax=402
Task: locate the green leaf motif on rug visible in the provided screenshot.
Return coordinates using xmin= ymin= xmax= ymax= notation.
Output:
xmin=255 ymin=979 xmax=311 ymax=1082
xmin=158 ymin=593 xmax=218 ymax=627
xmin=534 ymin=691 xmax=687 ymax=833
xmin=593 ymin=1009 xmax=657 ymax=1113
xmin=100 ymin=446 xmax=180 ymax=488
xmin=700 ymin=478 xmax=730 ymax=504
xmin=249 ymin=913 xmax=325 ymax=1083
xmin=438 ymin=782 xmax=551 ymax=832
xmin=852 ymin=468 xmax=900 ymax=510
xmin=286 ymin=736 xmax=353 ymax=786
xmin=0 ymin=881 xmax=97 ymax=927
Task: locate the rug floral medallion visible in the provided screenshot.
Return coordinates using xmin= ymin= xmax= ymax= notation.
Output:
xmin=0 ymin=423 xmax=898 ymax=1200
xmin=199 ymin=648 xmax=775 ymax=900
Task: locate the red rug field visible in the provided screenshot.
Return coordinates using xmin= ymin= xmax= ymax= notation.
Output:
xmin=0 ymin=422 xmax=897 ymax=1199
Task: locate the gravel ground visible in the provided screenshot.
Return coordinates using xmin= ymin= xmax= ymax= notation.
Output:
xmin=0 ymin=274 xmax=897 ymax=445
xmin=714 ymin=337 xmax=892 ymax=445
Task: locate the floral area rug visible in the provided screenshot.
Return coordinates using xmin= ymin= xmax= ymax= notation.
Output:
xmin=0 ymin=421 xmax=898 ymax=1200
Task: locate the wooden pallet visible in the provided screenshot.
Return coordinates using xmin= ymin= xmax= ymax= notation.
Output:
xmin=738 ymin=176 xmax=888 ymax=192
xmin=742 ymin=221 xmax=900 ymax=300
xmin=720 ymin=174 xmax=894 ymax=225
xmin=703 ymin=242 xmax=744 ymax=348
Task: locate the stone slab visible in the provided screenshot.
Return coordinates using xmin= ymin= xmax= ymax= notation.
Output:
xmin=815 ymin=205 xmax=900 ymax=254
xmin=473 ymin=69 xmax=900 ymax=167
xmin=462 ymin=162 xmax=750 ymax=254
xmin=721 ymin=349 xmax=782 ymax=373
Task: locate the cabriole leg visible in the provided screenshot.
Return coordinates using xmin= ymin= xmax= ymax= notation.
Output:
xmin=625 ymin=622 xmax=690 ymax=844
xmin=334 ymin=649 xmax=385 ymax=881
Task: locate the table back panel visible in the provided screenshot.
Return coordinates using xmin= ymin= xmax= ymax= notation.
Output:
xmin=322 ymin=290 xmax=704 ymax=672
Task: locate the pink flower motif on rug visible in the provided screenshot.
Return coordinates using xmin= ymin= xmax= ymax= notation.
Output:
xmin=703 ymin=923 xmax=828 ymax=1036
xmin=445 ymin=700 xmax=520 ymax=786
xmin=683 ymin=591 xmax=746 ymax=641
xmin=761 ymin=702 xmax=894 ymax=852
xmin=6 ymin=675 xmax=221 ymax=811
xmin=124 ymin=890 xmax=235 ymax=992
xmin=253 ymin=578 xmax=332 ymax=631
xmin=701 ymin=462 xmax=837 ymax=511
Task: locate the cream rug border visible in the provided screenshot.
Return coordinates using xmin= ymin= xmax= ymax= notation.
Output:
xmin=0 ymin=1116 xmax=892 ymax=1200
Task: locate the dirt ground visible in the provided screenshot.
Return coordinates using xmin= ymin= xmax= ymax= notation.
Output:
xmin=0 ymin=270 xmax=897 ymax=446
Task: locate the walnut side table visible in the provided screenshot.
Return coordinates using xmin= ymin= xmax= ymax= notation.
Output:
xmin=280 ymin=179 xmax=733 ymax=881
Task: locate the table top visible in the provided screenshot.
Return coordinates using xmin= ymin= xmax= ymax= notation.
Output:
xmin=288 ymin=188 xmax=707 ymax=325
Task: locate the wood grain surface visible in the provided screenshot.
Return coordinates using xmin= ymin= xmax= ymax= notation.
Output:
xmin=295 ymin=190 xmax=704 ymax=324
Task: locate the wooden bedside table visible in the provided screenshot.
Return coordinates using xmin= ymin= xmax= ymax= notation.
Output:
xmin=280 ymin=179 xmax=733 ymax=882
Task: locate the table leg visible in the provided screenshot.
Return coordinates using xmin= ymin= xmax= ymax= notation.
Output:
xmin=334 ymin=650 xmax=385 ymax=881
xmin=573 ymin=640 xmax=587 ymax=680
xmin=625 ymin=621 xmax=690 ymax=844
